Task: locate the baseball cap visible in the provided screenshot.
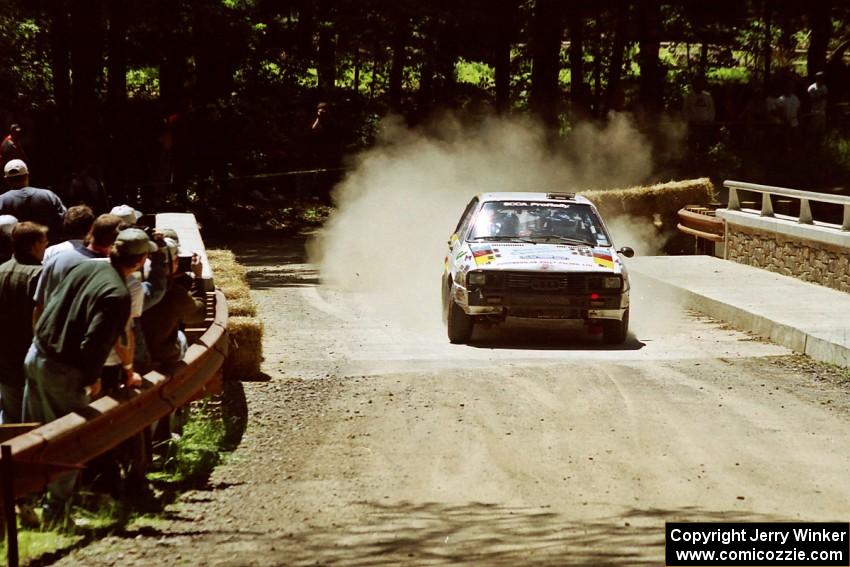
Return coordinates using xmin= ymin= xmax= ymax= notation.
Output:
xmin=160 ymin=228 xmax=180 ymax=242
xmin=3 ymin=159 xmax=28 ymax=178
xmin=114 ymin=228 xmax=157 ymax=256
xmin=110 ymin=204 xmax=143 ymax=225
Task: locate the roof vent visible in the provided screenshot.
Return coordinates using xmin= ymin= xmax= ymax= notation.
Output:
xmin=547 ymin=192 xmax=576 ymax=200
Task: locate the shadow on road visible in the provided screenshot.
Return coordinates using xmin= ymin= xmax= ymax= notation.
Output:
xmin=276 ymin=501 xmax=790 ymax=566
xmin=468 ymin=325 xmax=646 ymax=352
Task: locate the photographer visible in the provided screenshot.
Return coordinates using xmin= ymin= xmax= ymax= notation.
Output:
xmin=140 ymin=238 xmax=206 ymax=368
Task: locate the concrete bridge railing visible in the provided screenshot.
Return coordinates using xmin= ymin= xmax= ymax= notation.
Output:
xmin=717 ymin=181 xmax=850 ymax=293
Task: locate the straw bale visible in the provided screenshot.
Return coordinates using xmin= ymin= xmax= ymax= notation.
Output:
xmin=207 ymin=248 xmax=263 ymax=378
xmin=585 ymin=178 xmax=716 ymax=218
xmin=227 ymin=296 xmax=258 ymax=317
xmin=224 ymin=316 xmax=264 ymax=379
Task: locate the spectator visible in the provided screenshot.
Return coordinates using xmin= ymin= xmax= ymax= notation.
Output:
xmin=0 ymin=214 xmax=16 ymax=263
xmin=33 ymin=213 xmax=124 ymax=322
xmin=0 ymin=124 xmax=27 ymax=167
xmin=141 ymin=240 xmax=206 ymax=368
xmin=807 ymin=71 xmax=829 ymax=143
xmin=0 ymin=159 xmax=66 ymax=241
xmin=0 ymin=222 xmax=48 ymax=423
xmin=776 ymin=78 xmax=801 ymax=154
xmin=23 ymin=229 xmax=153 ymax=514
xmin=683 ymin=77 xmax=716 ymax=153
xmin=109 ymin=204 xmax=143 ymax=226
xmin=67 ymin=168 xmax=108 ymax=215
xmin=42 ymin=205 xmax=95 ymax=263
xmin=100 ymin=227 xmax=168 ymax=390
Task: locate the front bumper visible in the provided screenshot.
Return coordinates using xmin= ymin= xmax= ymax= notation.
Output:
xmin=457 ymin=286 xmax=628 ymax=321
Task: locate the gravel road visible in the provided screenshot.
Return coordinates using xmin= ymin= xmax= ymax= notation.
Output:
xmin=59 ymin=236 xmax=850 ymax=566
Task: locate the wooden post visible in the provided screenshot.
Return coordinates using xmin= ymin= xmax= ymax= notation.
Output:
xmin=2 ymin=445 xmax=18 ymax=567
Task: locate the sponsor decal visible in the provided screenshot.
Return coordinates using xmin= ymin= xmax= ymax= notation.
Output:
xmin=592 ymin=248 xmax=614 ymax=269
xmin=502 ymin=201 xmax=573 ymax=208
xmin=470 ymin=244 xmax=498 ymax=266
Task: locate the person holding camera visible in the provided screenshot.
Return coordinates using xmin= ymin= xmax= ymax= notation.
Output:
xmin=140 ymin=238 xmax=206 ymax=368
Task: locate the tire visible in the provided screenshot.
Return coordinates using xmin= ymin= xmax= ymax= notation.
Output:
xmin=602 ymin=309 xmax=629 ymax=345
xmin=447 ymin=299 xmax=474 ymax=344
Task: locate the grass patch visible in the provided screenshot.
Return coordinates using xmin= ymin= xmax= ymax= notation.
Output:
xmin=149 ymin=401 xmax=228 ymax=485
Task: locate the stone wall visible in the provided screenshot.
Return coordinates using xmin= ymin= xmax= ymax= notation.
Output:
xmin=725 ymin=224 xmax=850 ymax=293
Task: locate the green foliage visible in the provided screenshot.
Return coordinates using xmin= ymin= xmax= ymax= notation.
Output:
xmin=455 ymin=59 xmax=495 ymax=90
xmin=127 ymin=67 xmax=160 ymax=100
xmin=706 ymin=66 xmax=750 ymax=84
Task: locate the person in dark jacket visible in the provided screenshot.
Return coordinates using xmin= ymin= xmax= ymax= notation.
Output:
xmin=23 ymin=228 xmax=153 ymax=509
xmin=141 ymin=240 xmax=206 ymax=368
xmin=0 ymin=222 xmax=48 ymax=422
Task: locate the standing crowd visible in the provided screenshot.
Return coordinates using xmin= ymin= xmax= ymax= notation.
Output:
xmin=0 ymin=155 xmax=208 ymax=523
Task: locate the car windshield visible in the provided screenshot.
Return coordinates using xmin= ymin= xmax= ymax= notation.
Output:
xmin=467 ymin=201 xmax=611 ymax=246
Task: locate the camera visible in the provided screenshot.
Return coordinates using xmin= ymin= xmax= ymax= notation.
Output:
xmin=177 ymin=253 xmax=193 ymax=273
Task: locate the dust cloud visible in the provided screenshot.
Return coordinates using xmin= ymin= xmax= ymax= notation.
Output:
xmin=312 ymin=112 xmax=684 ymax=338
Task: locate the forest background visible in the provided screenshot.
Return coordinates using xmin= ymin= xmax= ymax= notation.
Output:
xmin=1 ymin=0 xmax=849 ymax=217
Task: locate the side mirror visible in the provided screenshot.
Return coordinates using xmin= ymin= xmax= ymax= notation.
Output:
xmin=618 ymin=246 xmax=635 ymax=258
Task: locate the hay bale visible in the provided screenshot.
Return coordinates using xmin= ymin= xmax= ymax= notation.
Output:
xmin=585 ymin=178 xmax=716 ymax=219
xmin=224 ymin=316 xmax=264 ymax=379
xmin=227 ymin=296 xmax=258 ymax=318
xmin=207 ymin=249 xmax=263 ymax=379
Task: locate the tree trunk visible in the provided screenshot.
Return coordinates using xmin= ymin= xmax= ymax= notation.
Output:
xmin=106 ymin=0 xmax=127 ymax=112
xmin=636 ymin=0 xmax=662 ymax=113
xmin=606 ymin=2 xmax=628 ymax=112
xmin=317 ymin=0 xmax=335 ymax=99
xmin=50 ymin=0 xmax=71 ymax=122
xmin=763 ymin=0 xmax=772 ymax=88
xmin=159 ymin=0 xmax=186 ymax=114
xmin=566 ymin=3 xmax=586 ymax=117
xmin=105 ymin=0 xmax=129 ymax=206
xmin=529 ymin=0 xmax=563 ymax=128
xmin=807 ymin=0 xmax=831 ymax=79
xmin=493 ymin=1 xmax=515 ymax=113
xmin=388 ymin=10 xmax=408 ymax=111
xmin=70 ymin=0 xmax=104 ymax=168
xmin=49 ymin=0 xmax=72 ymax=169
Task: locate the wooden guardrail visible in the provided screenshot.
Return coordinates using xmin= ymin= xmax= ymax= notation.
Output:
xmin=0 ymin=289 xmax=228 ymax=508
xmin=677 ymin=206 xmax=725 ymax=242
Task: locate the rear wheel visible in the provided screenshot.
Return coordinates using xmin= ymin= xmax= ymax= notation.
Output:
xmin=447 ymin=299 xmax=474 ymax=344
xmin=602 ymin=309 xmax=629 ymax=345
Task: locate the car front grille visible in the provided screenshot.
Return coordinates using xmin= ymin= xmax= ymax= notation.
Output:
xmin=505 ymin=272 xmax=588 ymax=293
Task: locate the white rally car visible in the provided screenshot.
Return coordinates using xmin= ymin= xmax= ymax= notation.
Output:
xmin=442 ymin=192 xmax=634 ymax=344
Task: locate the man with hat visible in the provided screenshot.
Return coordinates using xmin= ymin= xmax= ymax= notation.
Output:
xmin=0 ymin=124 xmax=27 ymax=167
xmin=0 ymin=159 xmax=66 ymax=240
xmin=109 ymin=204 xmax=143 ymax=226
xmin=23 ymin=228 xmax=155 ymax=512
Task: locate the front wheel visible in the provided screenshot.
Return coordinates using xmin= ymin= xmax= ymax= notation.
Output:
xmin=447 ymin=299 xmax=474 ymax=344
xmin=602 ymin=309 xmax=629 ymax=345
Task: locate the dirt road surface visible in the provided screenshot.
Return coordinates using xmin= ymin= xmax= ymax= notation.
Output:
xmin=60 ymin=237 xmax=850 ymax=566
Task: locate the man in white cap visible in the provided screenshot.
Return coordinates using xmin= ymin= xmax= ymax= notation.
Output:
xmin=109 ymin=204 xmax=143 ymax=225
xmin=0 ymin=159 xmax=66 ymax=240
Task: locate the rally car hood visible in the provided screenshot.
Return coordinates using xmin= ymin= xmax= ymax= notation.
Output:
xmin=462 ymin=241 xmax=623 ymax=274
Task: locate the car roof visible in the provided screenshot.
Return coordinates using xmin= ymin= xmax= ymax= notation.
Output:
xmin=476 ymin=191 xmax=594 ymax=206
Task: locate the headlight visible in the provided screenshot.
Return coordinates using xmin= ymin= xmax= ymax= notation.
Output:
xmin=603 ymin=276 xmax=622 ymax=290
xmin=468 ymin=271 xmax=487 ymax=286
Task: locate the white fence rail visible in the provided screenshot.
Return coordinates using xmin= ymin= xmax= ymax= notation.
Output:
xmin=724 ymin=180 xmax=850 ymax=230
